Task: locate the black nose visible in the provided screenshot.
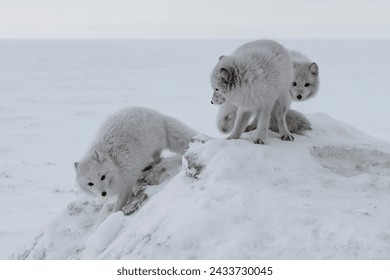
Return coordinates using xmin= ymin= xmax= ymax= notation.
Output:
xmin=211 ymin=101 xmax=214 ymax=104
xmin=101 ymin=191 xmax=107 ymax=197
xmin=297 ymin=95 xmax=302 ymax=100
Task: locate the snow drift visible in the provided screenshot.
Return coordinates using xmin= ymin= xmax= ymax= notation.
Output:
xmin=13 ymin=114 xmax=390 ymax=259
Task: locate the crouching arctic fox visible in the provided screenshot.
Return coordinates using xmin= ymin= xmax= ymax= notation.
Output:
xmin=74 ymin=107 xmax=197 ymax=212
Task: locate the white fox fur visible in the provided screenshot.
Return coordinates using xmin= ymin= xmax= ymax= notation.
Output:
xmin=74 ymin=107 xmax=196 ymax=212
xmin=210 ymin=39 xmax=294 ymax=144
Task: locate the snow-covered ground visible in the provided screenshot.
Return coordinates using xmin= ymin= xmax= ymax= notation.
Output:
xmin=1 ymin=39 xmax=390 ymax=259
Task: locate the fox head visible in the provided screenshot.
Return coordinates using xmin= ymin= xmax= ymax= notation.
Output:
xmin=290 ymin=62 xmax=319 ymax=101
xmin=74 ymin=150 xmax=115 ymax=198
xmin=210 ymin=55 xmax=240 ymax=104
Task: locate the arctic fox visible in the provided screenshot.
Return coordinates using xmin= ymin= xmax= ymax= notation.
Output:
xmin=289 ymin=50 xmax=320 ymax=101
xmin=213 ymin=49 xmax=319 ymax=135
xmin=210 ymin=39 xmax=294 ymax=144
xmin=74 ymin=107 xmax=196 ymax=212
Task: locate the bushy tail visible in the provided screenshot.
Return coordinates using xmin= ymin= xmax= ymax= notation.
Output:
xmin=216 ymin=103 xmax=237 ymax=134
xmin=164 ymin=116 xmax=197 ymax=154
xmin=269 ymin=109 xmax=312 ymax=135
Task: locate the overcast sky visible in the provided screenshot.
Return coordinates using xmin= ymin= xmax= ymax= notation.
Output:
xmin=0 ymin=0 xmax=389 ymax=38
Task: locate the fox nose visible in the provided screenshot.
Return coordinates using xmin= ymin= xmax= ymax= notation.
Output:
xmin=297 ymin=95 xmax=302 ymax=100
xmin=211 ymin=100 xmax=214 ymax=104
xmin=101 ymin=191 xmax=107 ymax=197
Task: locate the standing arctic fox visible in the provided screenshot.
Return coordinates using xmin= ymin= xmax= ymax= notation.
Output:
xmin=213 ymin=49 xmax=319 ymax=135
xmin=210 ymin=39 xmax=294 ymax=144
xmin=74 ymin=107 xmax=196 ymax=212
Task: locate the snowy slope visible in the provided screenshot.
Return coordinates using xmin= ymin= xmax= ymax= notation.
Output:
xmin=13 ymin=114 xmax=390 ymax=259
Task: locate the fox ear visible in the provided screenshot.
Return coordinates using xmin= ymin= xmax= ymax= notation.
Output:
xmin=74 ymin=162 xmax=79 ymax=169
xmin=92 ymin=150 xmax=104 ymax=164
xmin=219 ymin=68 xmax=229 ymax=86
xmin=219 ymin=66 xmax=237 ymax=88
xmin=220 ymin=67 xmax=232 ymax=82
xmin=219 ymin=55 xmax=226 ymax=61
xmin=308 ymin=62 xmax=319 ymax=76
xmin=220 ymin=67 xmax=229 ymax=77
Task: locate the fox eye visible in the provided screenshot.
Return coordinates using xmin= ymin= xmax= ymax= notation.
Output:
xmin=304 ymin=83 xmax=311 ymax=87
xmin=88 ymin=182 xmax=94 ymax=186
xmin=101 ymin=175 xmax=106 ymax=181
xmin=215 ymin=88 xmax=219 ymax=91
xmin=292 ymin=82 xmax=297 ymax=87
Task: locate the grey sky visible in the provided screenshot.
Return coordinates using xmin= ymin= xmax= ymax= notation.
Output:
xmin=0 ymin=0 xmax=389 ymax=38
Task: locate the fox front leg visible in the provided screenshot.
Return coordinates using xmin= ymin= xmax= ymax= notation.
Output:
xmin=273 ymin=101 xmax=294 ymax=142
xmin=114 ymin=189 xmax=132 ymax=212
xmin=253 ymin=107 xmax=272 ymax=145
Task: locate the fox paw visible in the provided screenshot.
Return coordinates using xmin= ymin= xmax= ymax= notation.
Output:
xmin=253 ymin=138 xmax=265 ymax=145
xmin=227 ymin=135 xmax=237 ymax=140
xmin=281 ymin=134 xmax=295 ymax=141
xmin=227 ymin=132 xmax=241 ymax=140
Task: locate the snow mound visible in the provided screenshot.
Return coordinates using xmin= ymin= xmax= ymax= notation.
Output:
xmin=13 ymin=114 xmax=390 ymax=259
